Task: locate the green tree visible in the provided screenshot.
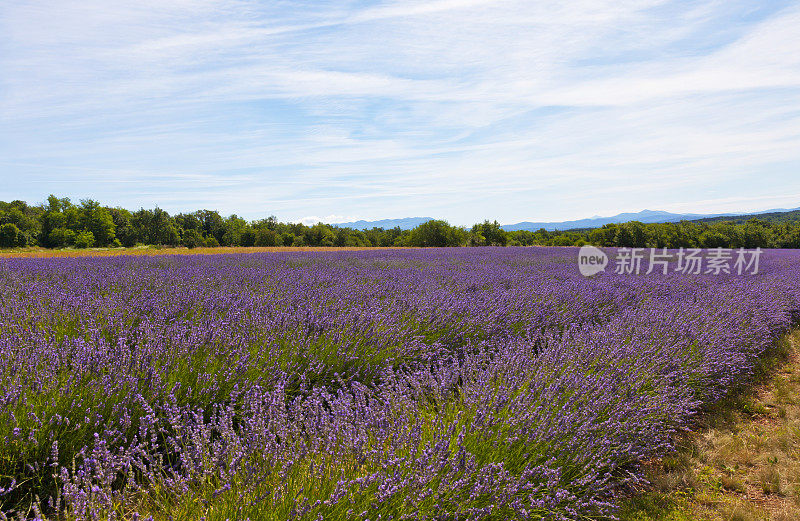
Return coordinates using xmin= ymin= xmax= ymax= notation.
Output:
xmin=281 ymin=232 xmax=295 ymax=246
xmin=240 ymin=227 xmax=256 ymax=247
xmin=306 ymin=223 xmax=336 ymax=246
xmin=40 ymin=195 xmax=73 ymax=247
xmin=471 ymin=220 xmax=507 ymax=246
xmin=615 ymin=221 xmax=647 ymax=248
xmin=552 ymin=234 xmax=575 ymax=246
xmin=175 ymin=212 xmax=202 ymax=234
xmin=393 ymin=232 xmax=413 ymax=247
xmin=0 ymin=200 xmax=41 ymax=243
xmin=222 ymin=215 xmax=248 ymax=246
xmin=469 ymin=232 xmax=486 ymax=246
xmin=0 ymin=223 xmax=21 ymax=247
xmin=110 ymin=208 xmax=137 ymax=247
xmin=196 ymin=210 xmax=225 ymax=244
xmin=48 ymin=228 xmax=75 ymax=247
xmin=132 ymin=208 xmax=180 ymax=245
xmin=255 ymin=229 xmax=279 ymax=247
xmin=73 ymin=231 xmax=95 ymax=249
xmin=410 ymin=220 xmax=466 ymax=247
xmin=80 ymin=199 xmax=116 ymax=246
xmin=182 ymin=229 xmax=204 ymax=248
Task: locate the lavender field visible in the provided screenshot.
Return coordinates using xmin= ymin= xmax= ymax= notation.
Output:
xmin=2 ymin=248 xmax=799 ymax=520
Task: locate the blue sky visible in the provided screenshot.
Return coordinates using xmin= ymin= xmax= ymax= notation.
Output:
xmin=1 ymin=0 xmax=799 ymax=225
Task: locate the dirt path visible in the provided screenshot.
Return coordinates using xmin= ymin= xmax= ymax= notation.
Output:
xmin=620 ymin=331 xmax=800 ymax=521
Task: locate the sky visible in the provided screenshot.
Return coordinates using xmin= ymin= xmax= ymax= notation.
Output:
xmin=1 ymin=1 xmax=799 ymax=226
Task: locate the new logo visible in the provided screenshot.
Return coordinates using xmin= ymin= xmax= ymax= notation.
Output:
xmin=578 ymin=245 xmax=608 ymax=276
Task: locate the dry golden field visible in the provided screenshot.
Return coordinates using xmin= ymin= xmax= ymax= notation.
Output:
xmin=621 ymin=331 xmax=800 ymax=521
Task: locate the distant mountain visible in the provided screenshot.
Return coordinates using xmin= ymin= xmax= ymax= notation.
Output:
xmin=501 ymin=210 xmax=711 ymax=231
xmin=501 ymin=207 xmax=800 ymax=232
xmin=332 ymin=207 xmax=800 ymax=232
xmin=332 ymin=217 xmax=434 ymax=230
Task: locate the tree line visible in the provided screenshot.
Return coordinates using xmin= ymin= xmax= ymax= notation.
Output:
xmin=1 ymin=196 xmax=800 ymax=249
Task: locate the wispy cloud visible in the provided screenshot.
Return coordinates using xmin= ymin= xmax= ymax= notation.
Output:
xmin=1 ymin=0 xmax=799 ymax=223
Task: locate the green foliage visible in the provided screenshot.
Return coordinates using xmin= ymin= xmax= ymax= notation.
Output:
xmin=410 ymin=220 xmax=466 ymax=247
xmin=239 ymin=227 xmax=256 ymax=247
xmin=80 ymin=199 xmax=115 ymax=246
xmin=6 ymin=195 xmax=800 ymax=250
xmin=694 ymin=208 xmax=800 ymax=225
xmin=73 ymin=230 xmax=95 ymax=249
xmin=111 ymin=208 xmax=138 ymax=247
xmin=305 ymin=223 xmax=336 ymax=246
xmin=334 ymin=227 xmax=369 ymax=247
xmin=132 ymin=207 xmax=181 ymax=245
xmin=221 ymin=214 xmax=247 ymax=246
xmin=0 ymin=223 xmax=22 ymax=247
xmin=471 ymin=220 xmax=507 ymax=246
xmin=513 ymin=218 xmax=800 ymax=249
xmin=0 ymin=200 xmax=43 ymax=246
xmin=182 ymin=228 xmax=204 ymax=249
xmin=48 ymin=228 xmax=75 ymax=247
xmin=254 ymin=228 xmax=279 ymax=247
xmin=189 ymin=209 xmax=226 ymax=244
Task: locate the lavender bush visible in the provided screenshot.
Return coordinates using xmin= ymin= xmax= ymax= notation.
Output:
xmin=1 ymin=248 xmax=799 ymax=520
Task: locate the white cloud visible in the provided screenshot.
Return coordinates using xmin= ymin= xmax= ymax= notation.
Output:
xmin=1 ymin=1 xmax=799 ymax=222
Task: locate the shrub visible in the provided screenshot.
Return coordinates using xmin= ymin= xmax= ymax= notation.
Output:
xmin=182 ymin=229 xmax=204 ymax=249
xmin=0 ymin=223 xmax=21 ymax=248
xmin=73 ymin=231 xmax=95 ymax=249
xmin=240 ymin=228 xmax=256 ymax=247
xmin=48 ymin=228 xmax=76 ymax=247
xmin=254 ymin=229 xmax=279 ymax=247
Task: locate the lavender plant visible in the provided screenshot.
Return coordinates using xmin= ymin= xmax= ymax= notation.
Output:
xmin=1 ymin=248 xmax=798 ymax=520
